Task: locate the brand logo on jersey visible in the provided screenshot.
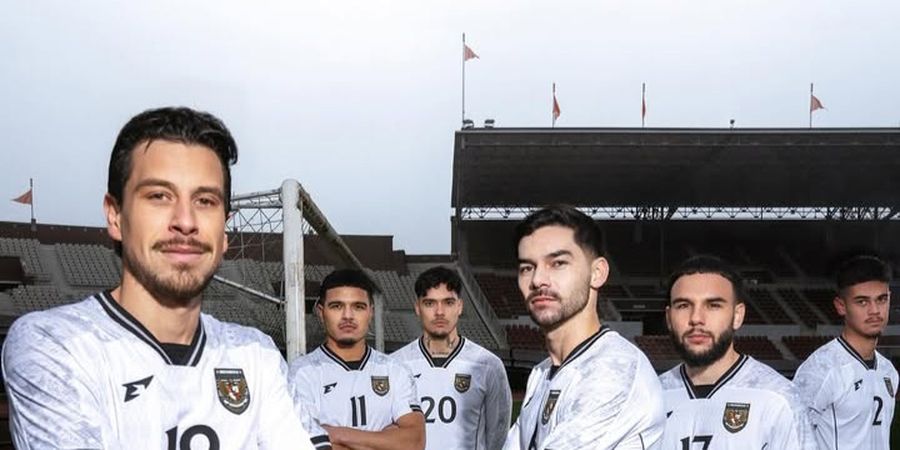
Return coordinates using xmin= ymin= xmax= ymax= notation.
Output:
xmin=722 ymin=402 xmax=750 ymax=433
xmin=854 ymin=379 xmax=863 ymax=391
xmin=122 ymin=375 xmax=154 ymax=402
xmin=885 ymin=378 xmax=894 ymax=397
xmin=371 ymin=376 xmax=390 ymax=396
xmin=542 ymin=390 xmax=561 ymax=425
xmin=215 ymin=368 xmax=250 ymax=415
xmin=454 ymin=373 xmax=472 ymax=393
xmin=324 ymin=382 xmax=337 ymax=394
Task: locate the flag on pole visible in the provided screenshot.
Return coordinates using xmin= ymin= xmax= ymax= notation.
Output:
xmin=810 ymin=94 xmax=824 ymax=113
xmin=12 ymin=188 xmax=32 ymax=205
xmin=641 ymin=83 xmax=647 ymax=127
xmin=463 ymin=44 xmax=479 ymax=61
xmin=552 ymin=83 xmax=561 ymax=126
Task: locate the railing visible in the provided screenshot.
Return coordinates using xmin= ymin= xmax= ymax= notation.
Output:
xmin=456 ymin=262 xmax=508 ymax=350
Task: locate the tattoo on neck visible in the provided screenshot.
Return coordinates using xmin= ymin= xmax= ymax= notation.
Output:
xmin=426 ymin=336 xmax=458 ymax=356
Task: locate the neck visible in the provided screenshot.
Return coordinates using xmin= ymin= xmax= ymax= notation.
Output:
xmin=114 ymin=274 xmax=201 ymax=345
xmin=325 ymin=338 xmax=367 ymax=361
xmin=544 ymin=305 xmax=602 ymax=366
xmin=842 ymin=328 xmax=878 ymax=360
xmin=424 ymin=329 xmax=460 ymax=356
xmin=685 ymin=346 xmax=741 ymax=385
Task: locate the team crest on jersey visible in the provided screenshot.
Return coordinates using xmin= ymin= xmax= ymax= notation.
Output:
xmin=885 ymin=378 xmax=894 ymax=397
xmin=722 ymin=402 xmax=750 ymax=433
xmin=541 ymin=390 xmax=561 ymax=425
xmin=454 ymin=373 xmax=472 ymax=393
xmin=215 ymin=368 xmax=250 ymax=415
xmin=371 ymin=376 xmax=390 ymax=396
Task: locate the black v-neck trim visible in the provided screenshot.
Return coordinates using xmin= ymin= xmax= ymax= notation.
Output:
xmin=547 ymin=326 xmax=610 ymax=381
xmin=321 ymin=343 xmax=372 ymax=371
xmin=837 ymin=336 xmax=877 ymax=371
xmin=679 ymin=354 xmax=748 ymax=399
xmin=417 ymin=336 xmax=467 ymax=368
xmin=95 ymin=290 xmax=206 ymax=366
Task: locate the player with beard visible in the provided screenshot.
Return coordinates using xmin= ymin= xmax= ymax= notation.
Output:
xmin=1 ymin=107 xmax=314 ymax=449
xmin=288 ymin=269 xmax=425 ymax=450
xmin=658 ymin=255 xmax=812 ymax=449
xmin=391 ymin=266 xmax=512 ymax=450
xmin=503 ymin=205 xmax=664 ymax=450
xmin=794 ymin=255 xmax=898 ymax=449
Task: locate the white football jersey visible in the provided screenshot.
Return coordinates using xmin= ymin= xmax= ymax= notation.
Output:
xmin=794 ymin=336 xmax=899 ymax=450
xmin=659 ymin=354 xmax=814 ymax=449
xmin=1 ymin=291 xmax=314 ymax=450
xmin=391 ymin=336 xmax=512 ymax=450
xmin=503 ymin=327 xmax=665 ymax=450
xmin=288 ymin=343 xmax=421 ymax=449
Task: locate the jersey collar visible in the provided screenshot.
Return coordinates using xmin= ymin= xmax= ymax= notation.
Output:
xmin=95 ymin=290 xmax=206 ymax=366
xmin=836 ymin=335 xmax=877 ymax=370
xmin=679 ymin=353 xmax=748 ymax=400
xmin=417 ymin=336 xmax=467 ymax=368
xmin=320 ymin=343 xmax=372 ymax=371
xmin=547 ymin=326 xmax=610 ymax=381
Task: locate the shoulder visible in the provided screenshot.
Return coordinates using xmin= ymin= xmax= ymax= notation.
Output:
xmin=288 ymin=347 xmax=324 ymax=375
xmin=460 ymin=337 xmax=505 ymax=368
xmin=5 ymin=296 xmax=102 ymax=353
xmin=876 ymin=351 xmax=898 ymax=377
xmin=371 ymin=348 xmax=411 ymax=373
xmin=389 ymin=339 xmax=420 ymax=361
xmin=658 ymin=365 xmax=683 ymax=389
xmin=741 ymin=357 xmax=796 ymax=399
xmin=201 ymin=313 xmax=279 ymax=354
xmin=573 ymin=330 xmax=657 ymax=394
xmin=795 ymin=338 xmax=845 ymax=381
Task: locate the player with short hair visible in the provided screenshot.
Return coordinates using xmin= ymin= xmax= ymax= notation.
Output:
xmin=391 ymin=265 xmax=512 ymax=450
xmin=1 ymin=107 xmax=314 ymax=449
xmin=658 ymin=255 xmax=813 ymax=449
xmin=288 ymin=269 xmax=425 ymax=450
xmin=503 ymin=204 xmax=665 ymax=450
xmin=794 ymin=254 xmax=898 ymax=449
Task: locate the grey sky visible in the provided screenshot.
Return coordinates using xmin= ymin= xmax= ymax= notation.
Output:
xmin=2 ymin=1 xmax=898 ymax=254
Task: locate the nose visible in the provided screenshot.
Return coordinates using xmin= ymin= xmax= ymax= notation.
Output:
xmin=170 ymin=197 xmax=199 ymax=236
xmin=341 ymin=305 xmax=354 ymax=320
xmin=688 ymin=306 xmax=704 ymax=326
xmin=530 ymin=265 xmax=551 ymax=291
xmin=434 ymin=301 xmax=445 ymax=317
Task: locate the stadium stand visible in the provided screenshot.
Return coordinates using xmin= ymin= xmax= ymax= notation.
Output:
xmin=802 ymin=287 xmax=841 ymax=324
xmin=505 ymin=324 xmax=543 ymax=351
xmin=782 ymin=335 xmax=832 ymax=360
xmin=55 ymin=243 xmax=120 ymax=287
xmin=0 ymin=237 xmax=45 ymax=279
xmin=746 ymin=288 xmax=793 ymax=324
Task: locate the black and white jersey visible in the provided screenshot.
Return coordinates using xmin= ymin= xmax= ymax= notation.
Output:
xmin=391 ymin=336 xmax=512 ymax=450
xmin=288 ymin=344 xmax=421 ymax=450
xmin=659 ymin=354 xmax=814 ymax=449
xmin=503 ymin=327 xmax=665 ymax=450
xmin=794 ymin=336 xmax=899 ymax=450
xmin=1 ymin=291 xmax=314 ymax=450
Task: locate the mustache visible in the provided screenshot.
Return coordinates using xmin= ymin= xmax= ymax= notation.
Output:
xmin=527 ymin=289 xmax=561 ymax=302
xmin=152 ymin=238 xmax=212 ymax=253
xmin=682 ymin=329 xmax=713 ymax=339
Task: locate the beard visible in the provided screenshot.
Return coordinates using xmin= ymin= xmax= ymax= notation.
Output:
xmin=670 ymin=326 xmax=735 ymax=368
xmin=123 ymin=238 xmax=218 ymax=307
xmin=526 ymin=280 xmax=591 ymax=330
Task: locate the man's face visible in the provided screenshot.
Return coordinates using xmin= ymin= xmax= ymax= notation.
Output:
xmin=517 ymin=225 xmax=607 ymax=330
xmin=666 ymin=272 xmax=745 ymax=368
xmin=105 ymin=140 xmax=228 ymax=305
xmin=835 ymin=280 xmax=891 ymax=339
xmin=415 ymin=283 xmax=463 ymax=339
xmin=318 ymin=286 xmax=372 ymax=347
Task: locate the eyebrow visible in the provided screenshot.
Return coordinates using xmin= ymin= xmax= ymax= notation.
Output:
xmin=133 ymin=178 xmax=224 ymax=200
xmin=671 ymin=296 xmax=728 ymax=304
xmin=518 ymin=249 xmax=574 ymax=265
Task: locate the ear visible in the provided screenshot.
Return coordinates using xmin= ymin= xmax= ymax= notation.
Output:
xmin=413 ymin=299 xmax=422 ymax=318
xmin=104 ymin=194 xmax=123 ymax=243
xmin=733 ymin=302 xmax=746 ymax=330
xmin=589 ymin=256 xmax=610 ymax=290
xmin=834 ymin=296 xmax=847 ymax=317
xmin=315 ymin=303 xmax=324 ymax=322
xmin=664 ymin=305 xmax=673 ymax=332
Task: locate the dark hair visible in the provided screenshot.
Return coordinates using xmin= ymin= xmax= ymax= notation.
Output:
xmin=835 ymin=254 xmax=892 ymax=294
xmin=666 ymin=255 xmax=745 ymax=304
xmin=318 ymin=269 xmax=375 ymax=304
xmin=514 ymin=204 xmax=604 ymax=258
xmin=414 ymin=266 xmax=462 ymax=298
xmin=107 ymin=106 xmax=238 ymax=213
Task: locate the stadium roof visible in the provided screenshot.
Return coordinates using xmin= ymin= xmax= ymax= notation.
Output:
xmin=451 ymin=128 xmax=900 ymax=211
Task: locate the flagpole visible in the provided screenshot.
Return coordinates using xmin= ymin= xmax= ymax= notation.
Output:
xmin=29 ymin=178 xmax=34 ymax=223
xmin=642 ymin=82 xmax=646 ymax=128
xmin=462 ymin=33 xmax=466 ymax=128
xmin=809 ymin=83 xmax=813 ymax=129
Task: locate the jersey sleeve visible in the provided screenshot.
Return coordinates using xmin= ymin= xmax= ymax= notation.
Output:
xmin=794 ymin=359 xmax=836 ymax=413
xmin=767 ymin=390 xmax=817 ymax=450
xmin=483 ymin=357 xmax=513 ymax=450
xmin=541 ymin=359 xmax=665 ymax=450
xmin=288 ymin=360 xmax=332 ymax=450
xmin=502 ymin=363 xmax=542 ymax=450
xmin=389 ymin=360 xmax=422 ymax=421
xmin=255 ymin=339 xmax=317 ymax=450
xmin=1 ymin=315 xmax=107 ymax=449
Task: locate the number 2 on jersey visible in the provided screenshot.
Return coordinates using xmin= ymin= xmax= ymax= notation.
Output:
xmin=873 ymin=396 xmax=884 ymax=426
xmin=421 ymin=396 xmax=457 ymax=423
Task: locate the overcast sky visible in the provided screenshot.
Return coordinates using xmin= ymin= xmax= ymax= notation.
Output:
xmin=2 ymin=1 xmax=898 ymax=254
